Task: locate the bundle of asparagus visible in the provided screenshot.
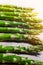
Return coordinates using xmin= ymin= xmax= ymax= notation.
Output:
xmin=0 ymin=33 xmax=42 ymax=45
xmin=0 ymin=27 xmax=42 ymax=34
xmin=0 ymin=53 xmax=43 ymax=65
xmin=0 ymin=5 xmax=42 ymax=22
xmin=0 ymin=4 xmax=42 ymax=44
xmin=0 ymin=45 xmax=43 ymax=53
xmin=0 ymin=4 xmax=43 ymax=64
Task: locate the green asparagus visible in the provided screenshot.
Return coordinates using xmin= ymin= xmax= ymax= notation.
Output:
xmin=0 ymin=4 xmax=34 ymax=10
xmin=0 ymin=45 xmax=43 ymax=53
xmin=0 ymin=53 xmax=43 ymax=65
xmin=0 ymin=7 xmax=33 ymax=12
xmin=0 ymin=33 xmax=42 ymax=45
xmin=0 ymin=11 xmax=38 ymax=16
xmin=0 ymin=4 xmax=34 ymax=12
xmin=0 ymin=14 xmax=42 ymax=22
xmin=0 ymin=27 xmax=42 ymax=34
xmin=0 ymin=20 xmax=43 ymax=29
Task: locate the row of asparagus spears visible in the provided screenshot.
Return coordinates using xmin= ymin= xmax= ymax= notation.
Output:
xmin=0 ymin=4 xmax=43 ymax=64
xmin=0 ymin=33 xmax=42 ymax=45
xmin=0 ymin=53 xmax=43 ymax=64
xmin=0 ymin=5 xmax=42 ymax=22
xmin=0 ymin=5 xmax=42 ymax=44
xmin=0 ymin=45 xmax=43 ymax=53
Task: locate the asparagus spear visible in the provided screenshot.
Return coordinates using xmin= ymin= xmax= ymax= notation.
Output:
xmin=0 ymin=53 xmax=43 ymax=65
xmin=0 ymin=14 xmax=42 ymax=22
xmin=0 ymin=4 xmax=34 ymax=10
xmin=0 ymin=20 xmax=28 ymax=27
xmin=0 ymin=7 xmax=33 ymax=12
xmin=0 ymin=45 xmax=43 ymax=53
xmin=0 ymin=27 xmax=42 ymax=34
xmin=0 ymin=11 xmax=38 ymax=16
xmin=0 ymin=33 xmax=42 ymax=45
xmin=0 ymin=4 xmax=34 ymax=11
xmin=0 ymin=20 xmax=43 ymax=29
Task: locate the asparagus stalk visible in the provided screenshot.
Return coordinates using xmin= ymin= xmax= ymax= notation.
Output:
xmin=0 ymin=4 xmax=34 ymax=12
xmin=0 ymin=20 xmax=43 ymax=29
xmin=0 ymin=7 xmax=33 ymax=12
xmin=0 ymin=14 xmax=42 ymax=22
xmin=0 ymin=53 xmax=43 ymax=65
xmin=0 ymin=27 xmax=42 ymax=34
xmin=0 ymin=11 xmax=38 ymax=16
xmin=0 ymin=45 xmax=43 ymax=53
xmin=0 ymin=4 xmax=34 ymax=10
xmin=0 ymin=33 xmax=42 ymax=45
